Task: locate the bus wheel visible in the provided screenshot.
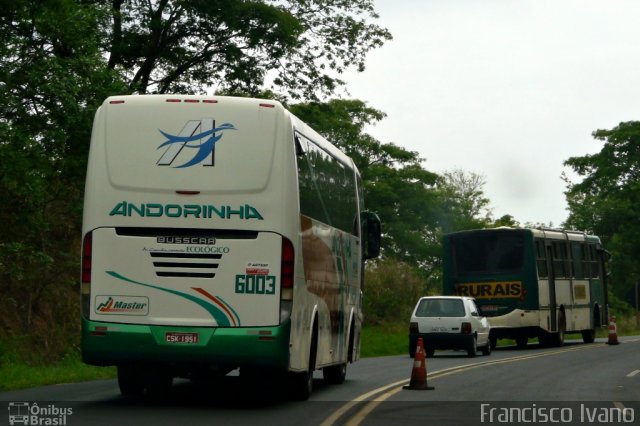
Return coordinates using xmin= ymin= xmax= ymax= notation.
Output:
xmin=146 ymin=372 xmax=173 ymax=397
xmin=117 ymin=364 xmax=145 ymax=397
xmin=290 ymin=324 xmax=317 ymax=401
xmin=515 ymin=336 xmax=528 ymax=349
xmin=426 ymin=347 xmax=435 ymax=358
xmin=323 ymin=363 xmax=347 ymax=384
xmin=290 ymin=368 xmax=313 ymax=401
xmin=553 ymin=312 xmax=566 ymax=347
xmin=581 ymin=328 xmax=595 ymax=343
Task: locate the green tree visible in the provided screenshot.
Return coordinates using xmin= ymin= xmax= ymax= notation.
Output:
xmin=437 ymin=169 xmax=493 ymax=232
xmin=289 ymin=99 xmax=501 ymax=295
xmin=290 ymin=99 xmax=441 ymax=267
xmin=0 ymin=0 xmax=126 ymax=357
xmin=104 ymin=0 xmax=391 ymax=99
xmin=564 ymin=121 xmax=640 ymax=303
xmin=0 ymin=0 xmax=390 ymax=359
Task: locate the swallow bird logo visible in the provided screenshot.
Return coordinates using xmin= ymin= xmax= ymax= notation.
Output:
xmin=156 ymin=119 xmax=236 ymax=168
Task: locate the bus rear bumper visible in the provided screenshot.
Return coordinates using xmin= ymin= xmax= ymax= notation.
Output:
xmin=81 ymin=319 xmax=291 ymax=370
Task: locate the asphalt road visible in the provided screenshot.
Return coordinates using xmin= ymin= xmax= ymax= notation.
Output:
xmin=2 ymin=336 xmax=639 ymax=426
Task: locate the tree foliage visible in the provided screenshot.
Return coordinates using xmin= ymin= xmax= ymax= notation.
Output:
xmin=437 ymin=169 xmax=493 ymax=232
xmin=103 ymin=0 xmax=391 ymax=99
xmin=0 ymin=0 xmax=390 ymax=358
xmin=564 ymin=121 xmax=640 ymax=302
xmin=0 ymin=1 xmax=126 ymax=355
xmin=289 ymin=99 xmax=439 ymax=264
xmin=289 ymin=99 xmax=497 ymax=293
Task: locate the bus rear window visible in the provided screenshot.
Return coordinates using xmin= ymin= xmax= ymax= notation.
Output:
xmin=451 ymin=232 xmax=524 ymax=276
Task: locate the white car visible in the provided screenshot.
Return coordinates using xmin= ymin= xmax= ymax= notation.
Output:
xmin=409 ymin=296 xmax=491 ymax=357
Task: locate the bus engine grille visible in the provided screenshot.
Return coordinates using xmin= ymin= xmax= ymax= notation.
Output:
xmin=149 ymin=252 xmax=221 ymax=278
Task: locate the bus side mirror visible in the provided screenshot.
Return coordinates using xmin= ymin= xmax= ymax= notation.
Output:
xmin=362 ymin=211 xmax=381 ymax=260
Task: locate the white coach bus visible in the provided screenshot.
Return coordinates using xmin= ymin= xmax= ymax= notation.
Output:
xmin=81 ymin=95 xmax=381 ymax=400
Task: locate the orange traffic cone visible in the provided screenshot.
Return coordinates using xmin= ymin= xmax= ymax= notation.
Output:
xmin=403 ymin=337 xmax=434 ymax=390
xmin=607 ymin=315 xmax=620 ymax=345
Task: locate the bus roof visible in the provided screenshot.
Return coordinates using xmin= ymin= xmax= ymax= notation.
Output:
xmin=445 ymin=227 xmax=602 ymax=244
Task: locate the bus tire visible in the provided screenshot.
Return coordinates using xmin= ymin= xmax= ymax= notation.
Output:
xmin=581 ymin=328 xmax=595 ymax=343
xmin=145 ymin=370 xmax=173 ymax=397
xmin=552 ymin=311 xmax=566 ymax=347
xmin=582 ymin=311 xmax=598 ymax=344
xmin=323 ymin=363 xmax=347 ymax=384
xmin=515 ymin=336 xmax=528 ymax=349
xmin=117 ymin=364 xmax=145 ymax=397
xmin=426 ymin=347 xmax=435 ymax=358
xmin=290 ymin=320 xmax=317 ymax=401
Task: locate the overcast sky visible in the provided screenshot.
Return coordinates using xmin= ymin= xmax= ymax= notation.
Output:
xmin=342 ymin=0 xmax=640 ymax=227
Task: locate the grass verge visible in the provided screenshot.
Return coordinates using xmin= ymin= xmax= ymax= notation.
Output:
xmin=360 ymin=322 xmax=407 ymax=358
xmin=0 ymin=350 xmax=115 ymax=392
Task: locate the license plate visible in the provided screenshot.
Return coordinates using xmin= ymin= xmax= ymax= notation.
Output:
xmin=165 ymin=332 xmax=199 ymax=344
xmin=431 ymin=327 xmax=447 ymax=332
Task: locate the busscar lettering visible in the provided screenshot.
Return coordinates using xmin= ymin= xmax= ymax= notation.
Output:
xmin=157 ymin=236 xmax=217 ymax=245
xmin=454 ymin=282 xmax=523 ymax=299
xmin=109 ymin=201 xmax=264 ymax=220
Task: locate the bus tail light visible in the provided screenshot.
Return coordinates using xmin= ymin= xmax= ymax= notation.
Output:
xmin=281 ymin=237 xmax=294 ymax=293
xmin=461 ymin=322 xmax=472 ymax=334
xmin=280 ymin=237 xmax=294 ymax=323
xmin=81 ymin=232 xmax=92 ymax=318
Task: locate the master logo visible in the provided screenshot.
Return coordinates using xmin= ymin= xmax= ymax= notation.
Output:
xmin=95 ymin=295 xmax=149 ymax=315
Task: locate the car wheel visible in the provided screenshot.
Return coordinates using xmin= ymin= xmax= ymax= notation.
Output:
xmin=490 ymin=335 xmax=498 ymax=350
xmin=467 ymin=336 xmax=477 ymax=357
xmin=481 ymin=341 xmax=491 ymax=356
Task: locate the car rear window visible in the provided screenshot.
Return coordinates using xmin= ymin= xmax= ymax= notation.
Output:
xmin=415 ymin=299 xmax=465 ymax=317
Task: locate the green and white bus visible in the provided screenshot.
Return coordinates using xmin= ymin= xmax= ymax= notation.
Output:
xmin=442 ymin=228 xmax=609 ymax=348
xmin=81 ymin=95 xmax=381 ymax=399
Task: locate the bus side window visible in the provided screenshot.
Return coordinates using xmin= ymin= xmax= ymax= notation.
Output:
xmin=571 ymin=242 xmax=585 ymax=280
xmin=535 ymin=239 xmax=548 ymax=278
xmin=588 ymin=245 xmax=600 ymax=278
xmin=552 ymin=241 xmax=569 ymax=278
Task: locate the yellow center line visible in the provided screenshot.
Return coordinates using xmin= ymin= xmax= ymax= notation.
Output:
xmin=327 ymin=340 xmax=640 ymax=426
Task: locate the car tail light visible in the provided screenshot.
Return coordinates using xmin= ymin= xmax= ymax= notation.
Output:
xmin=409 ymin=322 xmax=419 ymax=334
xmin=461 ymin=322 xmax=472 ymax=334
